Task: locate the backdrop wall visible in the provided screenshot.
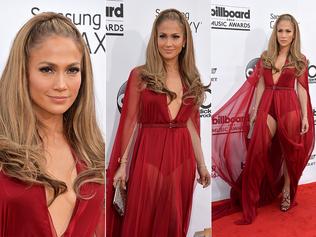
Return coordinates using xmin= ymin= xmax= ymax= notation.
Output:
xmin=211 ymin=0 xmax=316 ymax=201
xmin=106 ymin=0 xmax=211 ymax=235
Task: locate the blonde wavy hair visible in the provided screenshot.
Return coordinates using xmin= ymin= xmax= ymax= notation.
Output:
xmin=0 ymin=12 xmax=104 ymax=204
xmin=262 ymin=14 xmax=306 ymax=76
xmin=141 ymin=8 xmax=206 ymax=106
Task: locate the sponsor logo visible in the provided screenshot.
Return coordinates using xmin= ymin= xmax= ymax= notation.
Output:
xmin=200 ymin=88 xmax=211 ymax=118
xmin=211 ymin=5 xmax=251 ymax=31
xmin=211 ymin=67 xmax=218 ymax=82
xmin=269 ymin=13 xmax=280 ymax=29
xmin=200 ymin=69 xmax=212 ymax=118
xmin=117 ymin=81 xmax=127 ymax=113
xmin=31 ymin=7 xmax=105 ymax=54
xmin=307 ymin=154 xmax=316 ymax=167
xmin=106 ymin=0 xmax=124 ymax=36
xmin=308 ymin=63 xmax=316 ymax=84
xmin=245 ymin=58 xmax=259 ymax=79
xmin=155 ymin=9 xmax=202 ymax=34
xmin=200 ymin=68 xmax=217 ymax=118
xmin=313 ymin=108 xmax=316 ymax=126
xmin=212 ymin=115 xmax=246 ymax=124
xmin=212 ymin=115 xmax=248 ymax=135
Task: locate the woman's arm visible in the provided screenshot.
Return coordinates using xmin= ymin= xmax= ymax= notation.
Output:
xmin=252 ymin=76 xmax=265 ymax=112
xmin=118 ymin=125 xmax=137 ymax=164
xmin=114 ymin=124 xmax=137 ymax=189
xmin=111 ymin=68 xmax=142 ymax=188
xmin=297 ymin=81 xmax=309 ymax=134
xmin=297 ymin=82 xmax=308 ymax=118
xmin=187 ymin=118 xmax=205 ymax=166
xmin=187 ymin=118 xmax=210 ymax=188
xmin=250 ymin=76 xmax=265 ymax=124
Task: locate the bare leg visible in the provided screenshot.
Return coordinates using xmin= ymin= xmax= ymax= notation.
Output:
xmin=267 ymin=114 xmax=291 ymax=211
xmin=267 ymin=114 xmax=277 ymax=138
xmin=267 ymin=114 xmax=290 ymax=211
xmin=283 ymin=163 xmax=290 ymax=193
xmin=281 ymin=161 xmax=291 ymax=211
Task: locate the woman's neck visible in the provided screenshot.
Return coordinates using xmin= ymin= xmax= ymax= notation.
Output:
xmin=164 ymin=59 xmax=179 ymax=74
xmin=279 ymin=45 xmax=290 ymax=57
xmin=37 ymin=114 xmax=64 ymax=142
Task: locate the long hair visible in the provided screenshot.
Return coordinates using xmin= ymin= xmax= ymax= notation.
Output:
xmin=141 ymin=8 xmax=206 ymax=106
xmin=262 ymin=14 xmax=306 ymax=76
xmin=0 ymin=12 xmax=104 ymax=203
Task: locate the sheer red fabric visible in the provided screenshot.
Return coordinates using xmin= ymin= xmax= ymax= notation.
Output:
xmin=106 ymin=68 xmax=201 ymax=237
xmin=212 ymin=58 xmax=315 ymax=224
xmin=0 ymin=153 xmax=105 ymax=237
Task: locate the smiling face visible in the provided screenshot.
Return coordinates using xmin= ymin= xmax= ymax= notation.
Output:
xmin=276 ymin=19 xmax=295 ymax=50
xmin=157 ymin=19 xmax=186 ymax=63
xmin=28 ymin=36 xmax=82 ymax=119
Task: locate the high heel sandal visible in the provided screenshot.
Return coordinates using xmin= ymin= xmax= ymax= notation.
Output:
xmin=280 ymin=189 xmax=291 ymax=212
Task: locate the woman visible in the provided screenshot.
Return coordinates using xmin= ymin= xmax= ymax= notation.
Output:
xmin=212 ymin=14 xmax=315 ymax=224
xmin=106 ymin=8 xmax=210 ymax=237
xmin=0 ymin=13 xmax=104 ymax=236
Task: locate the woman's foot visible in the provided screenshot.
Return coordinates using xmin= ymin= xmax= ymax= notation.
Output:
xmin=280 ymin=189 xmax=291 ymax=212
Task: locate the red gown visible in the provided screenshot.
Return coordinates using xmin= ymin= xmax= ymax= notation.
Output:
xmin=0 ymin=153 xmax=105 ymax=237
xmin=212 ymin=57 xmax=315 ymax=224
xmin=106 ymin=68 xmax=200 ymax=236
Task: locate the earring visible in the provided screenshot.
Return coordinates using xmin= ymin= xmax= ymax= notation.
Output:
xmin=182 ymin=44 xmax=185 ymax=48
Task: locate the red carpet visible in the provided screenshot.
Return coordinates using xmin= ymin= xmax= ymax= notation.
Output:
xmin=212 ymin=182 xmax=316 ymax=237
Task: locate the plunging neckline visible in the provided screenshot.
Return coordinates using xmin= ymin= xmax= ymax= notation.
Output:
xmin=165 ymin=94 xmax=183 ymax=121
xmin=43 ymin=150 xmax=80 ymax=237
xmin=165 ymin=78 xmax=185 ymax=121
xmin=272 ymin=58 xmax=288 ymax=85
xmin=165 ymin=82 xmax=185 ymax=121
xmin=46 ymin=198 xmax=79 ymax=237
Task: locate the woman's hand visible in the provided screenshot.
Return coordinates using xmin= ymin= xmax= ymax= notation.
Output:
xmin=113 ymin=164 xmax=127 ymax=189
xmin=197 ymin=165 xmax=211 ymax=188
xmin=301 ymin=117 xmax=309 ymax=134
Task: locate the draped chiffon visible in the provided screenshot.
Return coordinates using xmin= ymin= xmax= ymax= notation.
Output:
xmin=212 ymin=57 xmax=315 ymax=224
xmin=106 ymin=68 xmax=201 ymax=237
xmin=0 ymin=153 xmax=105 ymax=236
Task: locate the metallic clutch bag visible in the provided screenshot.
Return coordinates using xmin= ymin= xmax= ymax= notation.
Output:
xmin=113 ymin=183 xmax=127 ymax=216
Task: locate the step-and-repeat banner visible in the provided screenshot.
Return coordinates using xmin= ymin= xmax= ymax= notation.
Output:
xmin=211 ymin=0 xmax=316 ymax=201
xmin=0 ymin=0 xmax=106 ymax=135
xmin=106 ymin=0 xmax=211 ymax=235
